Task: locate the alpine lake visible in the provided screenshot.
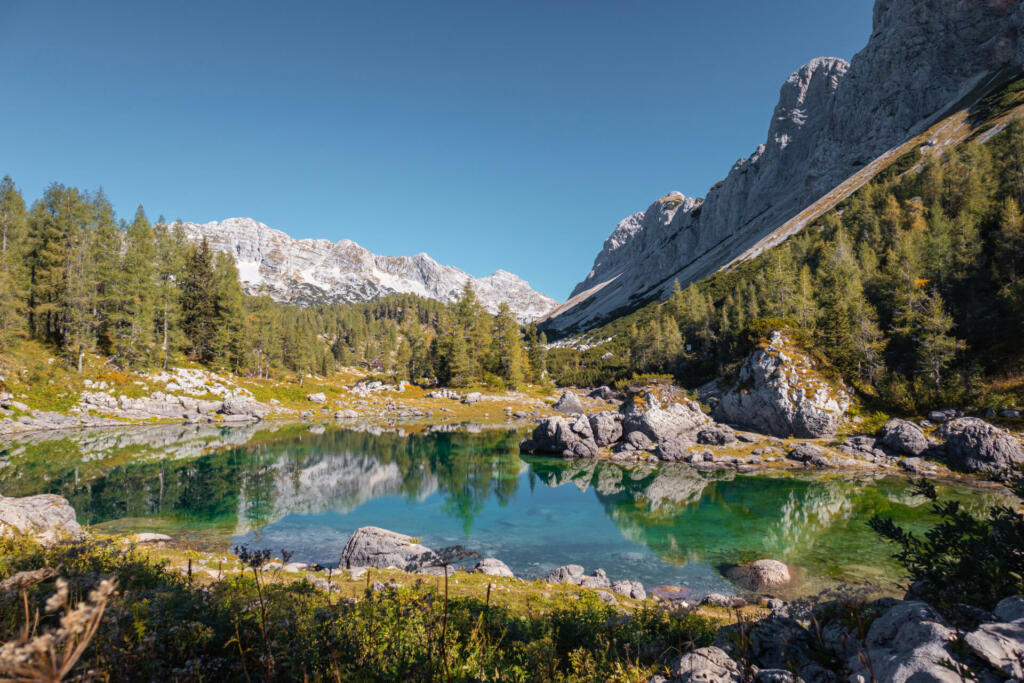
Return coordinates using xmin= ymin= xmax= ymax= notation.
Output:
xmin=0 ymin=422 xmax=1014 ymax=600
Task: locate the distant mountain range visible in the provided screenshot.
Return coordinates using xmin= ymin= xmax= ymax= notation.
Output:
xmin=180 ymin=217 xmax=557 ymax=322
xmin=540 ymin=0 xmax=1024 ymax=337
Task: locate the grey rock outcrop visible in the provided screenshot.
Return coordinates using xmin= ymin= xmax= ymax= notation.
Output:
xmin=611 ymin=579 xmax=646 ymax=601
xmin=847 ymin=601 xmax=961 ymax=683
xmin=221 ymin=394 xmax=271 ymax=420
xmin=543 ymin=565 xmax=617 ymax=590
xmin=520 ymin=415 xmax=599 ymax=458
xmin=338 ymin=526 xmax=439 ymax=571
xmin=622 ymin=396 xmax=711 ymax=443
xmin=0 ymin=494 xmax=84 ymax=545
xmin=543 ymin=564 xmax=584 ymax=584
xmin=879 ymin=418 xmax=930 ymax=456
xmin=588 ymin=411 xmax=623 ymax=447
xmin=544 ymin=0 xmax=1024 ymax=337
xmin=714 ymin=332 xmax=849 ymax=438
xmin=553 ymin=391 xmax=585 ymax=414
xmin=937 ymin=417 xmax=1024 ymax=476
xmin=472 ymin=558 xmax=514 ymax=578
xmin=964 ymin=596 xmax=1024 ymax=678
xmin=669 ymin=646 xmax=744 ymax=682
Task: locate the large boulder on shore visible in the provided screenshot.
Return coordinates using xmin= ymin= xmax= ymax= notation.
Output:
xmin=221 ymin=394 xmax=271 ymax=420
xmin=713 ymin=331 xmax=850 ymax=438
xmin=621 ymin=393 xmax=711 ymax=443
xmin=520 ymin=415 xmax=599 ymax=458
xmin=937 ymin=417 xmax=1024 ymax=476
xmin=339 ymin=526 xmax=439 ymax=571
xmin=552 ymin=391 xmax=585 ymax=414
xmin=879 ymin=418 xmax=930 ymax=456
xmin=0 ymin=495 xmax=84 ymax=545
xmin=588 ymin=411 xmax=623 ymax=447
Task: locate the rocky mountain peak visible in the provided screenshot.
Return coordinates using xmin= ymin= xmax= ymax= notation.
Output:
xmin=180 ymin=218 xmax=557 ymax=322
xmin=542 ymin=0 xmax=1024 ymax=337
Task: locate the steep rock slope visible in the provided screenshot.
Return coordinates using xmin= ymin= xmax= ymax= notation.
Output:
xmin=542 ymin=0 xmax=1024 ymax=336
xmin=181 ymin=217 xmax=557 ymax=322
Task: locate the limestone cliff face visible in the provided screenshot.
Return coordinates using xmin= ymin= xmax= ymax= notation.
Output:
xmin=543 ymin=0 xmax=1024 ymax=336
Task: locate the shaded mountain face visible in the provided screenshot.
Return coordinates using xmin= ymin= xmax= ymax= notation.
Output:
xmin=542 ymin=0 xmax=1024 ymax=337
xmin=181 ymin=217 xmax=557 ymax=322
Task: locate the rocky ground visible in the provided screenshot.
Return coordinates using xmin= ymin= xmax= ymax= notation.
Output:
xmin=522 ymin=332 xmax=1024 ymax=485
xmin=0 ymin=358 xmax=567 ymax=440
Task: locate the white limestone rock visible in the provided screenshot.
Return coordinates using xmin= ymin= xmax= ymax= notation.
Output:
xmin=0 ymin=494 xmax=84 ymax=545
xmin=713 ymin=331 xmax=849 ymax=438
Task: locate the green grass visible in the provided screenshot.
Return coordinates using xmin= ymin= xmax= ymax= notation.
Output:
xmin=0 ymin=537 xmax=727 ymax=682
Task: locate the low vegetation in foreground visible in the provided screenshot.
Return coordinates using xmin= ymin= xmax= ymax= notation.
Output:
xmin=0 ymin=537 xmax=720 ymax=682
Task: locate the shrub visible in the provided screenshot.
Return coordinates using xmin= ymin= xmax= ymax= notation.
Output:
xmin=868 ymin=472 xmax=1024 ymax=610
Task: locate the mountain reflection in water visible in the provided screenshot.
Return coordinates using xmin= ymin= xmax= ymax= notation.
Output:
xmin=0 ymin=424 xmax=1011 ymax=595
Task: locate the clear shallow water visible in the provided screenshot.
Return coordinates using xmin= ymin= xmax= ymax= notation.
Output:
xmin=0 ymin=423 xmax=1013 ymax=597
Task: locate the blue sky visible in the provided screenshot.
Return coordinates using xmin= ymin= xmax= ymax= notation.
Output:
xmin=0 ymin=1 xmax=873 ymax=300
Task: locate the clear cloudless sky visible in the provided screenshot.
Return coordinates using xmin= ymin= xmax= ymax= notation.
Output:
xmin=0 ymin=1 xmax=874 ymax=300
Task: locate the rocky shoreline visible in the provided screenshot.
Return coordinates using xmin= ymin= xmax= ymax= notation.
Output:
xmin=521 ymin=333 xmax=1024 ymax=483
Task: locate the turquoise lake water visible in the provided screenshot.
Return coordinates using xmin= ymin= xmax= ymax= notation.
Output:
xmin=0 ymin=423 xmax=1011 ymax=597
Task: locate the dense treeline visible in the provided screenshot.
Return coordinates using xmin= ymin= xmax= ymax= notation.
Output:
xmin=0 ymin=181 xmax=545 ymax=388
xmin=550 ymin=120 xmax=1024 ymax=412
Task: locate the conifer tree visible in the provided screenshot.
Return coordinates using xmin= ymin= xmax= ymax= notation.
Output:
xmin=111 ymin=206 xmax=156 ymax=367
xmin=212 ymin=252 xmax=245 ymax=369
xmin=490 ymin=303 xmax=524 ymax=388
xmin=152 ymin=221 xmax=186 ymax=368
xmin=0 ymin=177 xmax=28 ymax=340
xmin=179 ymin=239 xmax=218 ymax=363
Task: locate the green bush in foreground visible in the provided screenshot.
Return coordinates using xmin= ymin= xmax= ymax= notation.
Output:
xmin=0 ymin=538 xmax=716 ymax=682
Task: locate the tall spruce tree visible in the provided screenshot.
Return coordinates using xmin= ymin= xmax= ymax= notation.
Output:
xmin=179 ymin=239 xmax=218 ymax=363
xmin=0 ymin=177 xmax=28 ymax=340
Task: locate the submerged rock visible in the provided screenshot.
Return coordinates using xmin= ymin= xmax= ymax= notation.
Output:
xmin=731 ymin=559 xmax=791 ymax=591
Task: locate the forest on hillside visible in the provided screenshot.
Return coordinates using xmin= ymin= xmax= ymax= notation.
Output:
xmin=548 ymin=119 xmax=1024 ymax=413
xmin=0 ymin=183 xmax=546 ymax=389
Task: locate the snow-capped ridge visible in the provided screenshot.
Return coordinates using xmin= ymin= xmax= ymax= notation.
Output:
xmin=180 ymin=217 xmax=557 ymax=322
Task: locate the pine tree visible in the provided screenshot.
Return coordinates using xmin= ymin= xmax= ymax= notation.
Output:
xmin=0 ymin=177 xmax=28 ymax=340
xmin=525 ymin=324 xmax=547 ymax=384
xmin=211 ymin=252 xmax=245 ymax=370
xmin=153 ymin=221 xmax=186 ymax=369
xmin=110 ymin=206 xmax=157 ymax=367
xmin=489 ymin=303 xmax=524 ymax=388
xmin=87 ymin=189 xmax=122 ymax=354
xmin=179 ymin=239 xmax=218 ymax=363
xmin=994 ymin=197 xmax=1024 ymax=310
